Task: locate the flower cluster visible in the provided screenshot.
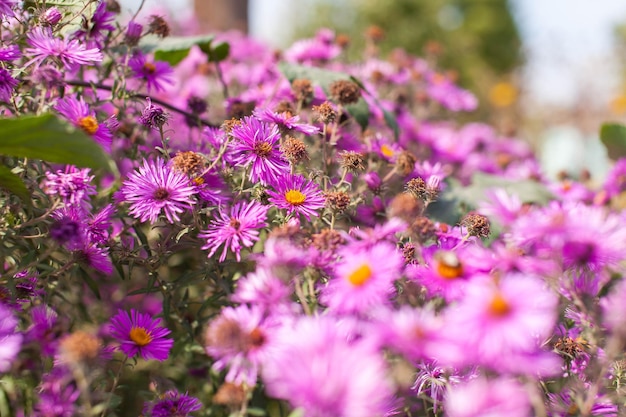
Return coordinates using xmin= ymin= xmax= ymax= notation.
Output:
xmin=1 ymin=3 xmax=626 ymax=417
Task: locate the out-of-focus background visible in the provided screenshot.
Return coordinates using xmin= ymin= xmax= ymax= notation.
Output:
xmin=120 ymin=0 xmax=626 ymax=180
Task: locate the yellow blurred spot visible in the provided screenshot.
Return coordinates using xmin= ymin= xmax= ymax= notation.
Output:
xmin=489 ymin=82 xmax=517 ymax=108
xmin=610 ymin=95 xmax=626 ymax=114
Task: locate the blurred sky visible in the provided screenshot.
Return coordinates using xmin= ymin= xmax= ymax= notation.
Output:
xmin=121 ymin=0 xmax=626 ymax=108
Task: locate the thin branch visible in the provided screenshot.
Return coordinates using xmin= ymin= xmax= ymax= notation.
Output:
xmin=64 ymin=80 xmax=220 ymax=128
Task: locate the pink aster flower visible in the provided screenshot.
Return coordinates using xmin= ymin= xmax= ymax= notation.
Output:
xmin=0 ymin=45 xmax=21 ymax=62
xmin=25 ymin=27 xmax=103 ymax=69
xmin=445 ymin=377 xmax=531 ymax=417
xmin=109 ymin=309 xmax=173 ymax=361
xmin=128 ymin=52 xmax=174 ymax=92
xmin=230 ymin=116 xmax=290 ymax=184
xmin=232 ymin=268 xmax=293 ymax=312
xmin=199 ymin=200 xmax=268 ymax=262
xmin=120 ymin=158 xmax=196 ymax=224
xmin=43 ymin=165 xmax=96 ymax=208
xmin=55 ymin=97 xmax=113 ymax=152
xmin=261 ymin=315 xmax=395 ymax=417
xmin=444 ymin=273 xmax=558 ymax=368
xmin=267 ymin=174 xmax=325 ymax=220
xmin=204 ymin=305 xmax=275 ymax=386
xmin=253 ymin=108 xmax=320 ymax=135
xmin=321 ymin=241 xmax=403 ymax=315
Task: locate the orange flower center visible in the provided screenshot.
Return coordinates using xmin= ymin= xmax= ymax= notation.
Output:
xmin=254 ymin=141 xmax=273 ymax=157
xmin=380 ymin=144 xmax=395 ymax=158
xmin=434 ymin=251 xmax=463 ymax=280
xmin=488 ymin=292 xmax=511 ymax=317
xmin=78 ymin=116 xmax=99 ymax=135
xmin=347 ymin=264 xmax=372 ymax=286
xmin=285 ymin=189 xmax=306 ymax=205
xmin=143 ymin=62 xmax=157 ymax=74
xmin=129 ymin=326 xmax=152 ymax=346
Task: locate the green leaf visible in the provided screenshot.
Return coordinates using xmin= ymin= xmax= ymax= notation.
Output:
xmin=141 ymin=34 xmax=215 ymax=62
xmin=278 ymin=62 xmax=351 ymax=94
xmin=0 ymin=114 xmax=112 ymax=172
xmin=0 ymin=165 xmax=30 ymax=203
xmin=78 ymin=267 xmax=101 ymax=299
xmin=345 ymin=99 xmax=370 ymax=130
xmin=382 ymin=109 xmax=400 ymax=139
xmin=279 ymin=63 xmax=371 ymax=130
xmin=447 ymin=173 xmax=553 ymax=210
xmin=600 ymin=123 xmax=626 ymax=160
xmin=154 ymin=48 xmax=191 ymax=66
xmin=207 ymin=41 xmax=230 ymax=62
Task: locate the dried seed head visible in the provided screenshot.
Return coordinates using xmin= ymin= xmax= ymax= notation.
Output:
xmin=187 ymin=95 xmax=208 ymax=115
xmin=227 ymin=101 xmax=255 ymax=119
xmin=406 ymin=177 xmax=440 ymax=202
xmin=274 ymin=100 xmax=295 ymax=116
xmin=410 ymin=216 xmax=437 ymax=244
xmin=280 ymin=136 xmax=309 ymax=165
xmin=171 ymin=151 xmax=206 ymax=178
xmin=292 ymin=79 xmax=314 ymax=103
xmin=461 ymin=213 xmax=491 ymax=238
xmin=106 ymin=0 xmax=121 ymax=13
xmin=330 ymin=80 xmax=361 ymax=105
xmin=325 ymin=191 xmax=351 ymax=213
xmin=311 ymin=228 xmax=345 ymax=252
xmin=339 ymin=151 xmax=366 ymax=172
xmin=336 ymin=33 xmax=351 ymax=48
xmin=365 ymin=25 xmax=385 ymax=43
xmin=553 ymin=336 xmax=586 ymax=360
xmin=147 ymin=15 xmax=170 ymax=38
xmin=388 ymin=193 xmax=422 ymax=222
xmin=213 ymin=382 xmax=246 ymax=407
xmin=401 ymin=242 xmax=417 ymax=264
xmin=59 ymin=330 xmax=103 ymax=363
xmin=313 ymin=101 xmax=338 ymax=124
xmin=222 ymin=118 xmax=242 ymax=134
xmin=396 ymin=151 xmax=417 ymax=176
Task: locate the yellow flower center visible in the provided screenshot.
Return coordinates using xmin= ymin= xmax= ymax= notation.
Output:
xmin=488 ymin=292 xmax=511 ymax=317
xmin=143 ymin=62 xmax=157 ymax=74
xmin=129 ymin=326 xmax=152 ymax=346
xmin=285 ymin=189 xmax=306 ymax=206
xmin=78 ymin=116 xmax=99 ymax=135
xmin=347 ymin=264 xmax=372 ymax=286
xmin=193 ymin=176 xmax=205 ymax=185
xmin=380 ymin=144 xmax=395 ymax=158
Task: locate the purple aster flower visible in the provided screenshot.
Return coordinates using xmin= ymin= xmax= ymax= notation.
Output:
xmin=232 ymin=268 xmax=292 ymax=311
xmin=445 ymin=377 xmax=530 ymax=417
xmin=267 ymin=174 xmax=325 ymax=220
xmin=30 ymin=65 xmax=64 ymax=89
xmin=603 ymin=158 xmax=626 ymax=199
xmin=261 ymin=315 xmax=395 ymax=417
xmin=0 ymin=0 xmax=16 ymax=18
xmin=139 ymin=97 xmax=169 ymax=129
xmin=74 ymin=1 xmax=116 ymax=49
xmin=35 ymin=366 xmax=80 ymax=417
xmin=25 ymin=27 xmax=103 ymax=69
xmin=253 ymin=108 xmax=320 ymax=135
xmin=124 ymin=21 xmax=143 ymax=47
xmin=0 ymin=68 xmax=17 ymax=102
xmin=128 ymin=52 xmax=174 ymax=92
xmin=0 ymin=45 xmax=20 ymax=62
xmin=75 ymin=244 xmax=113 ymax=275
xmin=55 ymin=97 xmax=113 ymax=152
xmin=412 ymin=361 xmax=463 ymax=414
xmin=109 ymin=309 xmax=173 ymax=361
xmin=119 ymin=158 xmax=196 ymax=224
xmin=28 ymin=305 xmax=59 ymax=356
xmin=230 ymin=116 xmax=290 ymax=184
xmin=321 ymin=241 xmax=403 ymax=315
xmin=199 ymin=200 xmax=268 ymax=262
xmin=0 ymin=303 xmax=22 ymax=371
xmin=143 ymin=391 xmax=202 ymax=417
xmin=40 ymin=6 xmax=62 ymax=26
xmin=44 ymin=165 xmax=96 ymax=208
